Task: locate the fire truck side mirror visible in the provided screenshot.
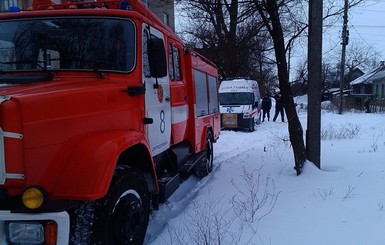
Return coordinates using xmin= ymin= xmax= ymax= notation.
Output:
xmin=147 ymin=37 xmax=167 ymax=78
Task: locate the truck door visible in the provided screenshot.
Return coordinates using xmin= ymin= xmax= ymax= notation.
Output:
xmin=142 ymin=25 xmax=171 ymax=156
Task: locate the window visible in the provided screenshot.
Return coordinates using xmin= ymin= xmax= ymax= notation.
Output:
xmin=0 ymin=17 xmax=136 ymax=72
xmin=168 ymin=44 xmax=174 ymax=80
xmin=219 ymin=93 xmax=254 ymax=105
xmin=163 ymin=13 xmax=170 ymax=27
xmin=168 ymin=44 xmax=181 ymax=81
xmin=208 ymin=75 xmax=219 ymax=113
xmin=142 ymin=29 xmax=151 ymax=77
xmin=173 ymin=46 xmax=181 ymax=80
xmin=194 ymin=70 xmax=208 ymax=117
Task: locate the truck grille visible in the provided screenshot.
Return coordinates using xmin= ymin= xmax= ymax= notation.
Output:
xmin=0 ymin=96 xmax=24 ymax=185
xmin=0 ymin=128 xmax=24 ymax=184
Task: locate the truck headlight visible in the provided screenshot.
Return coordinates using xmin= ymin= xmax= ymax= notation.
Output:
xmin=7 ymin=222 xmax=44 ymax=244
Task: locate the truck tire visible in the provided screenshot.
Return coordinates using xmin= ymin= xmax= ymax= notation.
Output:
xmin=194 ymin=131 xmax=213 ymax=178
xmin=70 ymin=166 xmax=150 ymax=245
xmin=70 ymin=201 xmax=95 ymax=245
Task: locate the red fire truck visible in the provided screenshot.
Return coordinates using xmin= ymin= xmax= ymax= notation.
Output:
xmin=0 ymin=0 xmax=220 ymax=244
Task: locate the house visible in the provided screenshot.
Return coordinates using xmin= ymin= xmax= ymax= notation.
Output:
xmin=372 ymin=71 xmax=385 ymax=101
xmin=350 ymin=62 xmax=385 ymax=95
xmin=328 ymin=67 xmax=364 ymax=109
xmin=1 ymin=0 xmax=175 ymax=31
xmin=345 ymin=67 xmax=364 ymax=88
xmin=144 ymin=0 xmax=175 ymax=31
xmin=349 ymin=61 xmax=385 ymax=111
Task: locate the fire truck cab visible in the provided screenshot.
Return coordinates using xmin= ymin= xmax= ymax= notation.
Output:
xmin=0 ymin=0 xmax=220 ymax=244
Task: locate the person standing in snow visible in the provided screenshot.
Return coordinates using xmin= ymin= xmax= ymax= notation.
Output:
xmin=261 ymin=93 xmax=272 ymax=121
xmin=273 ymin=92 xmax=285 ymax=122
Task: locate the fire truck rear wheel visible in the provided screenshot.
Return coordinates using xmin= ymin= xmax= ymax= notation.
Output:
xmin=71 ymin=166 xmax=151 ymax=245
xmin=194 ymin=131 xmax=213 ymax=178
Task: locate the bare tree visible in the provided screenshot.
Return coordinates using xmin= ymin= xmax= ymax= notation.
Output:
xmin=252 ymin=0 xmax=364 ymax=174
xmin=253 ymin=0 xmax=306 ymax=174
xmin=178 ymin=0 xmax=364 ymax=174
xmin=177 ymin=0 xmax=275 ymax=87
xmin=321 ymin=40 xmax=379 ymax=91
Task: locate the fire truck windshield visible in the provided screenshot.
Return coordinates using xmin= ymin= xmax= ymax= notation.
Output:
xmin=0 ymin=17 xmax=135 ymax=73
xmin=219 ymin=92 xmax=254 ymax=106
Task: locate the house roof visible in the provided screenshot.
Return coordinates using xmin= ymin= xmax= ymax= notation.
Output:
xmin=371 ymin=70 xmax=385 ymax=82
xmin=350 ymin=63 xmax=385 ymax=86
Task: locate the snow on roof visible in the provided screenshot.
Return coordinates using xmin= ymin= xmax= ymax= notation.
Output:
xmin=350 ymin=63 xmax=385 ymax=85
xmin=327 ymin=88 xmax=340 ymax=93
xmin=371 ymin=70 xmax=385 ymax=81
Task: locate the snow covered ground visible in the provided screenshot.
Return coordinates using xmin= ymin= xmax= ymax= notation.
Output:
xmin=145 ymin=96 xmax=385 ymax=245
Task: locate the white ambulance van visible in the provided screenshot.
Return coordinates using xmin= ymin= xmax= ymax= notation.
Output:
xmin=219 ymin=78 xmax=262 ymax=131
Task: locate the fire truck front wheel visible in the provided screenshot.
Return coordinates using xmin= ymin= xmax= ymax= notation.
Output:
xmin=70 ymin=166 xmax=151 ymax=245
xmin=194 ymin=131 xmax=214 ymax=178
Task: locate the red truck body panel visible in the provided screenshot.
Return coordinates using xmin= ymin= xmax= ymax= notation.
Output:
xmin=0 ymin=0 xmax=220 ymax=243
xmin=0 ymin=0 xmax=219 ymax=206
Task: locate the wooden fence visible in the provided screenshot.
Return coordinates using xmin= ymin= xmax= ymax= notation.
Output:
xmin=370 ymin=103 xmax=385 ymax=113
xmin=331 ymin=94 xmax=385 ymax=113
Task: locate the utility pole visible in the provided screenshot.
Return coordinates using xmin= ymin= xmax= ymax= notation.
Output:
xmin=307 ymin=0 xmax=322 ymax=169
xmin=338 ymin=0 xmax=349 ymax=114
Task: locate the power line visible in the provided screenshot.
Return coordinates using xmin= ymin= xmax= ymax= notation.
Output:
xmin=353 ymin=8 xmax=385 ymax=13
xmin=325 ymin=24 xmax=385 ymax=29
xmin=351 ymin=25 xmax=385 ymax=28
xmin=349 ymin=32 xmax=385 ymax=37
xmin=349 ymin=37 xmax=385 ymax=44
xmin=349 ymin=24 xmax=385 ymax=60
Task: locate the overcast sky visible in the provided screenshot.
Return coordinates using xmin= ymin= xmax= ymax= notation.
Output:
xmin=175 ymin=1 xmax=385 ymax=75
xmin=286 ymin=0 xmax=385 ymax=73
xmin=323 ymin=0 xmax=385 ymax=68
xmin=348 ymin=0 xmax=385 ymax=61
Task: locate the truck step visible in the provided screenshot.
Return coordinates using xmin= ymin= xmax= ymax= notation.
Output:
xmin=158 ymin=172 xmax=180 ymax=203
xmin=179 ymin=151 xmax=204 ymax=177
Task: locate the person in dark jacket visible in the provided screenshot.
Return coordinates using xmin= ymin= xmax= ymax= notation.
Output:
xmin=261 ymin=94 xmax=272 ymax=121
xmin=273 ymin=92 xmax=285 ymax=122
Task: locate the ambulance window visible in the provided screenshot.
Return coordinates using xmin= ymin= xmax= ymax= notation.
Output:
xmin=173 ymin=46 xmax=181 ymax=81
xmin=168 ymin=44 xmax=175 ymax=80
xmin=143 ymin=29 xmax=151 ymax=77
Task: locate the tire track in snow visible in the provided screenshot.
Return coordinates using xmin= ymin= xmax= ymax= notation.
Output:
xmin=145 ymin=130 xmax=263 ymax=244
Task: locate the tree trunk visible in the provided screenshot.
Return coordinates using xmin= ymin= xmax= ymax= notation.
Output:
xmin=261 ymin=0 xmax=307 ymax=174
